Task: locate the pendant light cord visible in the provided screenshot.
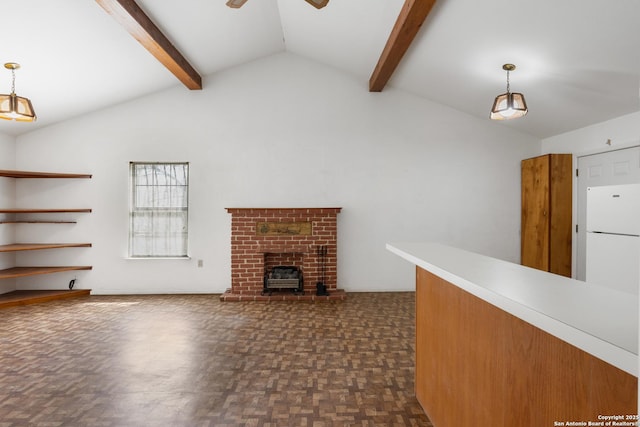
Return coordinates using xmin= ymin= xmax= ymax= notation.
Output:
xmin=10 ymin=68 xmax=16 ymax=94
xmin=505 ymin=70 xmax=511 ymax=94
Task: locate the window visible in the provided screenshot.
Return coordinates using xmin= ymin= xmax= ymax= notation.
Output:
xmin=129 ymin=162 xmax=189 ymax=258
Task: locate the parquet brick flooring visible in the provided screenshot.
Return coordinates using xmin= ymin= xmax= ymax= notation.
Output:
xmin=0 ymin=293 xmax=432 ymax=426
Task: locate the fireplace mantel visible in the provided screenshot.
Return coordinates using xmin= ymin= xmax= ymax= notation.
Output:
xmin=258 ymin=245 xmax=311 ymax=254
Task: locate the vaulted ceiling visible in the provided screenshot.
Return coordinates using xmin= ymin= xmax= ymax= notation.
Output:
xmin=1 ymin=0 xmax=638 ymax=138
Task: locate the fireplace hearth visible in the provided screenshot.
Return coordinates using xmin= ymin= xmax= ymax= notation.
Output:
xmin=222 ymin=208 xmax=345 ymax=301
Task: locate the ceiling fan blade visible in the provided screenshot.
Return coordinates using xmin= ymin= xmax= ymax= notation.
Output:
xmin=226 ymin=0 xmax=248 ymax=8
xmin=304 ymin=0 xmax=329 ymax=9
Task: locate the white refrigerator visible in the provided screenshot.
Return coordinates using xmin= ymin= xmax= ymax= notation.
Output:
xmin=586 ymin=183 xmax=640 ymax=294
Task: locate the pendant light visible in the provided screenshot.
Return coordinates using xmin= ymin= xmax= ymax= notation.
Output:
xmin=0 ymin=62 xmax=37 ymax=122
xmin=490 ymin=63 xmax=527 ymax=120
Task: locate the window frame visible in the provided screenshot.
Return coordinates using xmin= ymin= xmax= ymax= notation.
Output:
xmin=128 ymin=161 xmax=190 ymax=259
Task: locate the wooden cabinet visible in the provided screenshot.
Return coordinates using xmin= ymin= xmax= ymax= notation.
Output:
xmin=415 ymin=266 xmax=637 ymax=426
xmin=0 ymin=170 xmax=92 ymax=285
xmin=521 ymin=154 xmax=572 ymax=277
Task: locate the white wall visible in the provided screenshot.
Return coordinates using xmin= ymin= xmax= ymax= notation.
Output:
xmin=0 ymin=132 xmax=16 ymax=293
xmin=541 ymin=111 xmax=640 ymax=155
xmin=13 ymin=53 xmax=539 ymax=294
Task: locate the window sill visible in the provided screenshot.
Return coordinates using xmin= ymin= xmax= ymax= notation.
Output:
xmin=126 ymin=256 xmax=191 ymax=260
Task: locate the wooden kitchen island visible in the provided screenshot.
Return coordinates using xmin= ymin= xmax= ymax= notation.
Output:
xmin=387 ymin=242 xmax=638 ymax=427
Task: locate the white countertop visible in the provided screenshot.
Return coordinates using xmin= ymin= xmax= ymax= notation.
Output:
xmin=387 ymin=242 xmax=638 ymax=376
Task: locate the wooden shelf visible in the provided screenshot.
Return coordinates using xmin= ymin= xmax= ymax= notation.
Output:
xmin=0 ymin=243 xmax=92 ymax=252
xmin=0 ymin=209 xmax=92 ymax=213
xmin=0 ymin=169 xmax=92 ymax=291
xmin=0 ymin=266 xmax=93 ymax=280
xmin=0 ymin=170 xmax=92 ymax=179
xmin=0 ymin=289 xmax=91 ymax=309
xmin=0 ymin=221 xmax=78 ymax=224
xmin=0 ymin=209 xmax=91 ymax=224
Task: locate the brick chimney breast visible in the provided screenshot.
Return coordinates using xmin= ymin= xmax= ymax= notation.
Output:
xmin=222 ymin=208 xmax=343 ymax=301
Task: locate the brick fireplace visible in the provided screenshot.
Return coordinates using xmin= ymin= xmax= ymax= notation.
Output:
xmin=221 ymin=208 xmax=345 ymax=301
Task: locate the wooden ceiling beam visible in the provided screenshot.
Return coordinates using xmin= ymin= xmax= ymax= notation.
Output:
xmin=96 ymin=0 xmax=202 ymax=90
xmin=369 ymin=0 xmax=436 ymax=92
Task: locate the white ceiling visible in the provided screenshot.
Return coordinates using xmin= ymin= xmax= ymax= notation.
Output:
xmin=1 ymin=0 xmax=638 ymax=139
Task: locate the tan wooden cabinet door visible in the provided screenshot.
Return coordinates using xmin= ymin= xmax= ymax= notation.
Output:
xmin=521 ymin=154 xmax=572 ymax=277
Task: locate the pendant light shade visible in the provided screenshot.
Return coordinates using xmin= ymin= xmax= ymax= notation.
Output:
xmin=490 ymin=64 xmax=527 ymax=120
xmin=0 ymin=63 xmax=36 ymax=122
xmin=225 ymin=0 xmax=248 ymax=8
xmin=303 ymin=0 xmax=329 ymax=8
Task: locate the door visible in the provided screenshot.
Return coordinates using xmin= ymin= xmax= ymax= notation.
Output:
xmin=521 ymin=154 xmax=572 ymax=277
xmin=576 ymin=146 xmax=640 ymax=280
xmin=521 ymin=155 xmax=550 ymax=271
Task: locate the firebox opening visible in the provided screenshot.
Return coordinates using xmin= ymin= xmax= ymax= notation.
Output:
xmin=263 ymin=265 xmax=303 ymax=296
